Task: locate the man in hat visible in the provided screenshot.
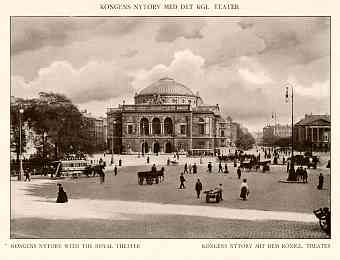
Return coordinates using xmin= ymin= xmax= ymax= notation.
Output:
xmin=195 ymin=179 xmax=203 ymax=199
xmin=179 ymin=173 xmax=186 ymax=189
xmin=317 ymin=173 xmax=324 ymax=190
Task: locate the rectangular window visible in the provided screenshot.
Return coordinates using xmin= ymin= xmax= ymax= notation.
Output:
xmin=180 ymin=125 xmax=186 ymax=135
xmin=199 ymin=124 xmax=205 ymax=135
xmin=128 ymin=125 xmax=133 ymax=134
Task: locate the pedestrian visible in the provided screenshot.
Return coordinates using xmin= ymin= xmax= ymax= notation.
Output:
xmin=25 ymin=171 xmax=31 ymax=182
xmin=237 ymin=167 xmax=241 ymax=179
xmin=208 ymin=162 xmax=212 ymax=173
xmin=119 ymin=158 xmax=122 ymax=166
xmin=240 ymin=178 xmax=249 ymax=201
xmin=317 ymin=173 xmax=324 ymax=190
xmin=147 ymin=156 xmax=150 ymax=164
xmin=218 ymin=162 xmax=223 ymax=173
xmin=151 ymin=164 xmax=157 ymax=173
xmin=179 ymin=173 xmax=186 ymax=189
xmin=167 ymin=157 xmax=170 ymax=166
xmin=114 ymin=165 xmax=118 ymax=176
xmin=218 ymin=184 xmax=223 ymax=201
xmin=234 ymin=159 xmax=237 ymax=168
xmin=283 ymin=156 xmax=285 ymax=165
xmin=193 ymin=163 xmax=197 ymax=174
xmin=56 ymin=183 xmax=68 ymax=203
xmin=195 ymin=179 xmax=203 ymax=199
xmin=303 ymin=168 xmax=308 ymax=183
xmin=184 ymin=163 xmax=188 ymax=174
xmin=286 ymin=160 xmax=290 ymax=173
xmin=99 ymin=167 xmax=105 ymax=183
xmin=189 ymin=163 xmax=192 ymax=174
xmin=224 ymin=163 xmax=229 ymax=174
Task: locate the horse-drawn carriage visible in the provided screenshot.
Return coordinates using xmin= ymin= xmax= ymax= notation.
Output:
xmin=258 ymin=160 xmax=271 ymax=172
xmin=239 ymin=159 xmax=271 ymax=172
xmin=137 ymin=168 xmax=165 ymax=185
xmin=204 ymin=188 xmax=222 ymax=203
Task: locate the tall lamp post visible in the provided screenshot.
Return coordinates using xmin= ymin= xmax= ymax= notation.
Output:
xmin=285 ymin=84 xmax=295 ymax=174
xmin=18 ymin=105 xmax=24 ymax=181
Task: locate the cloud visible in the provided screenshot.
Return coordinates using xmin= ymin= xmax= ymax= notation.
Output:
xmin=155 ymin=19 xmax=205 ymax=42
xmin=11 ymin=17 xmax=143 ymax=55
xmin=11 ymin=60 xmax=133 ymax=104
xmin=131 ymin=49 xmax=205 ymax=92
xmin=120 ymin=49 xmax=139 ymax=58
xmin=10 ymin=17 xmax=330 ymax=131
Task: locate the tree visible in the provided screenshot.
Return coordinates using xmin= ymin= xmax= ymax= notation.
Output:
xmin=10 ymin=101 xmax=27 ymax=161
xmin=235 ymin=129 xmax=255 ymax=150
xmin=24 ymin=92 xmax=95 ymax=159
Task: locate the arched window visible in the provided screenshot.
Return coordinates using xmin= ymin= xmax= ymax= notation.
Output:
xmin=152 ymin=118 xmax=161 ymax=135
xmin=164 ymin=117 xmax=173 ymax=135
xmin=140 ymin=118 xmax=149 ymax=135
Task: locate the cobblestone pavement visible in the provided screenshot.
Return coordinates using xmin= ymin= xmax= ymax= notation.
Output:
xmin=11 ymin=216 xmax=329 ymax=239
xmin=11 ymin=156 xmax=330 ymax=238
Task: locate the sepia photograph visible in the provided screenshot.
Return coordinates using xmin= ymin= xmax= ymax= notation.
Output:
xmin=10 ymin=16 xmax=330 ymax=239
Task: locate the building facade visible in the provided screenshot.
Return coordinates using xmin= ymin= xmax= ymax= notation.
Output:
xmin=107 ymin=77 xmax=231 ymax=155
xmin=294 ymin=114 xmax=331 ymax=152
xmin=81 ymin=110 xmax=105 ymax=150
xmin=263 ymin=124 xmax=292 ymax=145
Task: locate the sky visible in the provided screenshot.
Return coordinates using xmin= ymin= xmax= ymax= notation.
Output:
xmin=11 ymin=17 xmax=330 ymax=132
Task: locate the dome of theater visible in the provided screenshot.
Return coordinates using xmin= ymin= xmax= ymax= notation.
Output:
xmin=138 ymin=77 xmax=195 ymax=96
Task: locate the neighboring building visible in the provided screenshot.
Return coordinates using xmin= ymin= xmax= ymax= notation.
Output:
xmin=82 ymin=110 xmax=105 ymax=150
xmin=107 ymin=77 xmax=231 ymax=155
xmin=263 ymin=125 xmax=275 ymax=145
xmin=263 ymin=124 xmax=292 ymax=145
xmin=253 ymin=131 xmax=263 ymax=145
xmin=274 ymin=124 xmax=292 ymax=138
xmin=294 ymin=114 xmax=331 ymax=151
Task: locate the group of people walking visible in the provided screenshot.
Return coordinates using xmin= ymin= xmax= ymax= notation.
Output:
xmin=178 ymin=161 xmax=249 ymax=201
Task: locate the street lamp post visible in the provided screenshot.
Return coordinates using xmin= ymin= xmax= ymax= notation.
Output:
xmin=285 ymin=84 xmax=295 ymax=177
xmin=18 ymin=106 xmax=24 ymax=181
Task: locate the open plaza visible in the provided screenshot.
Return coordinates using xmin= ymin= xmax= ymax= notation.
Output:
xmin=11 ymin=150 xmax=330 ymax=239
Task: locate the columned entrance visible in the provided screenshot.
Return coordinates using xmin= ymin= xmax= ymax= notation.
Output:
xmin=165 ymin=142 xmax=172 ymax=153
xmin=142 ymin=142 xmax=149 ymax=154
xmin=153 ymin=142 xmax=160 ymax=153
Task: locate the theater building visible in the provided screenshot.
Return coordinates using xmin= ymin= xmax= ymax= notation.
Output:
xmin=107 ymin=77 xmax=231 ymax=155
xmin=294 ymin=114 xmax=331 ymax=152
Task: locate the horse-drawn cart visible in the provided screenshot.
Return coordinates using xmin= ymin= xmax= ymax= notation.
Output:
xmin=204 ymin=188 xmax=222 ymax=203
xmin=137 ymin=168 xmax=164 ymax=185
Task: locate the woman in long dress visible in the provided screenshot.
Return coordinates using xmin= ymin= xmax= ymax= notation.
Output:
xmin=56 ymin=183 xmax=68 ymax=203
xmin=240 ymin=179 xmax=249 ymax=201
